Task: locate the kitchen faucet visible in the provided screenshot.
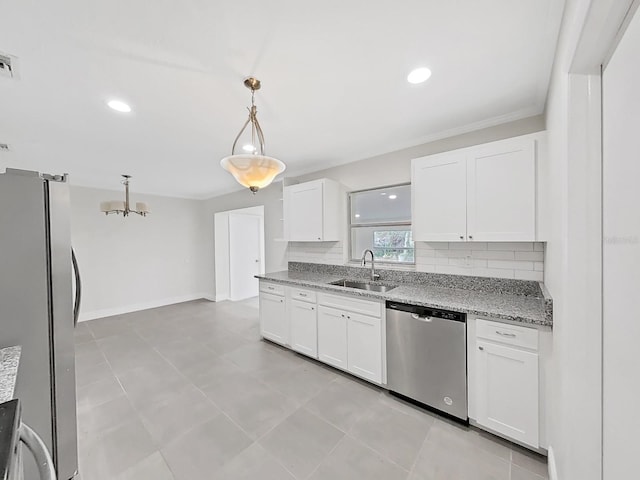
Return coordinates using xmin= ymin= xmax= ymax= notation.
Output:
xmin=361 ymin=249 xmax=380 ymax=281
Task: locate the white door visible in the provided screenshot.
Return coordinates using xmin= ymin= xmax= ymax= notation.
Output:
xmin=259 ymin=292 xmax=287 ymax=345
xmin=467 ymin=138 xmax=536 ymax=241
xmin=229 ymin=214 xmax=262 ymax=301
xmin=347 ymin=312 xmax=382 ymax=384
xmin=317 ymin=305 xmax=348 ymax=370
xmin=475 ymin=340 xmax=539 ymax=447
xmin=290 ymin=299 xmax=318 ymax=358
xmin=286 ymin=181 xmax=323 ymax=241
xmin=412 ymin=151 xmax=467 ymax=241
xmin=602 ymin=9 xmax=640 ymax=478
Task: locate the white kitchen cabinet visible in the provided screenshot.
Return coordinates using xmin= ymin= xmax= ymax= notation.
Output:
xmin=466 ymin=138 xmax=536 ymax=241
xmin=317 ymin=305 xmax=348 ymax=370
xmin=412 ymin=134 xmax=541 ymax=242
xmin=475 ymin=336 xmax=539 ymax=448
xmin=284 ymin=178 xmax=342 ymax=241
xmin=290 ymin=299 xmax=318 ymax=358
xmin=347 ymin=312 xmax=382 ymax=383
xmin=259 ymin=291 xmax=288 ymax=346
xmin=412 ymin=151 xmax=468 ymax=242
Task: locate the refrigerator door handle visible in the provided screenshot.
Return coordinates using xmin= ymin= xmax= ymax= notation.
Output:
xmin=71 ymin=248 xmax=81 ymax=327
xmin=19 ymin=422 xmax=57 ymax=480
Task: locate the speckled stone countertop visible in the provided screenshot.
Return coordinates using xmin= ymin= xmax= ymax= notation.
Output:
xmin=256 ymin=269 xmax=553 ymax=327
xmin=0 ymin=346 xmax=21 ymax=403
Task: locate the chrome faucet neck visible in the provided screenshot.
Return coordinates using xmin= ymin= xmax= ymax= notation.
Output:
xmin=361 ymin=249 xmax=380 ymax=281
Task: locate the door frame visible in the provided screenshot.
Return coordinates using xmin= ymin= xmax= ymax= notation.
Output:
xmin=214 ymin=205 xmax=265 ymax=302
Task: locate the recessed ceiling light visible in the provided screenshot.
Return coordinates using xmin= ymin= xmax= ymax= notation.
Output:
xmin=355 ymin=214 xmax=360 ymax=218
xmin=107 ymin=99 xmax=132 ymax=113
xmin=242 ymin=144 xmax=256 ymax=152
xmin=380 ymin=192 xmax=387 ymax=196
xmin=388 ymin=194 xmax=398 ymax=200
xmin=407 ymin=67 xmax=432 ymax=84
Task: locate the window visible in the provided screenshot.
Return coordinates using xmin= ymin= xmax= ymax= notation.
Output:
xmin=349 ymin=184 xmax=414 ymax=264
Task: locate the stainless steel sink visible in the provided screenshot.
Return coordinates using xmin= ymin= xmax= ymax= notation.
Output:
xmin=329 ymin=279 xmax=397 ymax=293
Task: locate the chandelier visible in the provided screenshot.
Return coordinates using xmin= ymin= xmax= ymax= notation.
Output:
xmin=100 ymin=175 xmax=149 ymax=217
xmin=220 ymin=77 xmax=286 ymax=194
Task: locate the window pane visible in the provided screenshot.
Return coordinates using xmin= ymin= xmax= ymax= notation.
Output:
xmin=350 ymin=184 xmax=411 ymax=224
xmin=351 ymin=226 xmax=414 ymax=263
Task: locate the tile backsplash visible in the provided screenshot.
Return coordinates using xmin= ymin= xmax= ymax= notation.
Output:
xmin=415 ymin=242 xmax=544 ymax=281
xmin=288 ymin=241 xmax=545 ymax=282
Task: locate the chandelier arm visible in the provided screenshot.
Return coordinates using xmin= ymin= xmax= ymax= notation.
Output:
xmin=230 ymin=115 xmax=252 ymax=155
xmin=254 ymin=116 xmax=266 ymax=155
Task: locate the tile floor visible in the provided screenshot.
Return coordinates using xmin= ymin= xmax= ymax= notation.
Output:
xmin=74 ymin=298 xmax=548 ymax=480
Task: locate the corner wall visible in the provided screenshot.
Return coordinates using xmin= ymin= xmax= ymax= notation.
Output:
xmin=70 ymin=186 xmax=208 ymax=321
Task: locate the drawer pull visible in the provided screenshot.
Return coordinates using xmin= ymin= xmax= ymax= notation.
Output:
xmin=496 ymin=331 xmax=516 ymax=338
xmin=267 ymin=286 xmax=275 ymax=290
xmin=299 ymin=293 xmax=307 ymax=297
xmin=479 ymin=346 xmax=484 ymax=351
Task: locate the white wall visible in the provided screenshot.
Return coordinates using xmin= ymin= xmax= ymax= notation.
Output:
xmin=540 ymin=0 xmax=627 ymax=478
xmin=70 ymin=186 xmax=208 ymax=321
xmin=602 ymin=5 xmax=640 ymax=478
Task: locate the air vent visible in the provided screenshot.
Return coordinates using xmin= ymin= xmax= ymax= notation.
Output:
xmin=0 ymin=53 xmax=18 ymax=79
xmin=0 ymin=144 xmax=10 ymax=151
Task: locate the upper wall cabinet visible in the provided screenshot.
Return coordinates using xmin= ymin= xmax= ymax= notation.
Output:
xmin=284 ymin=178 xmax=343 ymax=242
xmin=412 ymin=134 xmax=542 ymax=242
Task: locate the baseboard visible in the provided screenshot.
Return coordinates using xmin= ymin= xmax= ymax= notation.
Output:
xmin=78 ymin=293 xmax=210 ymax=322
xmin=548 ymin=446 xmax=558 ymax=480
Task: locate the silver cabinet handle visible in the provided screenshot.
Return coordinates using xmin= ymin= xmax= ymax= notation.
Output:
xmin=468 ymin=235 xmax=474 ymax=240
xmin=459 ymin=235 xmax=464 ymax=240
xmin=299 ymin=293 xmax=307 ymax=297
xmin=341 ymin=314 xmax=345 ymax=318
xmin=496 ymin=331 xmax=516 ymax=338
xmin=20 ymin=423 xmax=57 ymax=480
xmin=267 ymin=286 xmax=275 ymax=290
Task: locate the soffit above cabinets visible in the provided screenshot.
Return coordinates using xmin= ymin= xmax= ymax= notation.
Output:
xmin=0 ymin=0 xmax=565 ymax=199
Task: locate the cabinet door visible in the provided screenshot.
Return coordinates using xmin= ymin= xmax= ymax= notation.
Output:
xmin=290 ymin=299 xmax=318 ymax=358
xmin=412 ymin=151 xmax=468 ymax=241
xmin=259 ymin=292 xmax=287 ymax=346
xmin=286 ymin=181 xmax=324 ymax=241
xmin=467 ymin=139 xmax=536 ymax=241
xmin=317 ymin=306 xmax=348 ymax=370
xmin=347 ymin=312 xmax=382 ymax=384
xmin=475 ymin=340 xmax=539 ymax=447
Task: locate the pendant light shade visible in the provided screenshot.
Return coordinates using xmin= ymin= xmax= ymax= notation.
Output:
xmin=220 ymin=77 xmax=285 ymax=193
xmin=220 ymin=155 xmax=285 ymax=193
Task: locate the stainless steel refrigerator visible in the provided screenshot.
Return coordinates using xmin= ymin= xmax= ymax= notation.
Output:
xmin=0 ymin=168 xmax=79 ymax=479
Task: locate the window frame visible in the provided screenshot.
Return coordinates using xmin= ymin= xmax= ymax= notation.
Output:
xmin=348 ymin=183 xmax=415 ymax=265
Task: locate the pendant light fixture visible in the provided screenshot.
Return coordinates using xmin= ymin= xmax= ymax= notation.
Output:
xmin=220 ymin=77 xmax=286 ymax=194
xmin=99 ymin=175 xmax=149 ymax=217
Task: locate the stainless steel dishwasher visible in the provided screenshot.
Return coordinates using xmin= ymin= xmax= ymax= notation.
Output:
xmin=386 ymin=302 xmax=467 ymax=420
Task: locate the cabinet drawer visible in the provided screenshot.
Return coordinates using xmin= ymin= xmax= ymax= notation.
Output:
xmin=260 ymin=282 xmax=285 ymax=296
xmin=476 ymin=319 xmax=538 ymax=350
xmin=317 ymin=292 xmax=382 ymax=317
xmin=290 ymin=287 xmax=317 ymax=303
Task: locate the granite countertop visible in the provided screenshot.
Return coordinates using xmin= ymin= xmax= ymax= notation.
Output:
xmin=0 ymin=346 xmax=21 ymax=403
xmin=256 ymin=271 xmax=553 ymax=327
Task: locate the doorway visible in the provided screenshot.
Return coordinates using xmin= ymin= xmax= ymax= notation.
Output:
xmin=214 ymin=206 xmax=265 ymax=302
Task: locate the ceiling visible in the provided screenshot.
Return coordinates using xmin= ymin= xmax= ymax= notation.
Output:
xmin=0 ymin=0 xmax=565 ymax=199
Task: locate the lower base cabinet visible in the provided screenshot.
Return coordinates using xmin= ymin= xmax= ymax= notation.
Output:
xmin=290 ymin=299 xmax=318 ymax=357
xmin=347 ymin=312 xmax=382 ymax=383
xmin=474 ymin=330 xmax=540 ymax=448
xmin=259 ymin=291 xmax=287 ymax=346
xmin=317 ymin=305 xmax=348 ymax=369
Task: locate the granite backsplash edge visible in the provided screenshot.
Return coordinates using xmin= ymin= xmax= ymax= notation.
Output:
xmin=288 ymin=261 xmax=547 ymax=298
